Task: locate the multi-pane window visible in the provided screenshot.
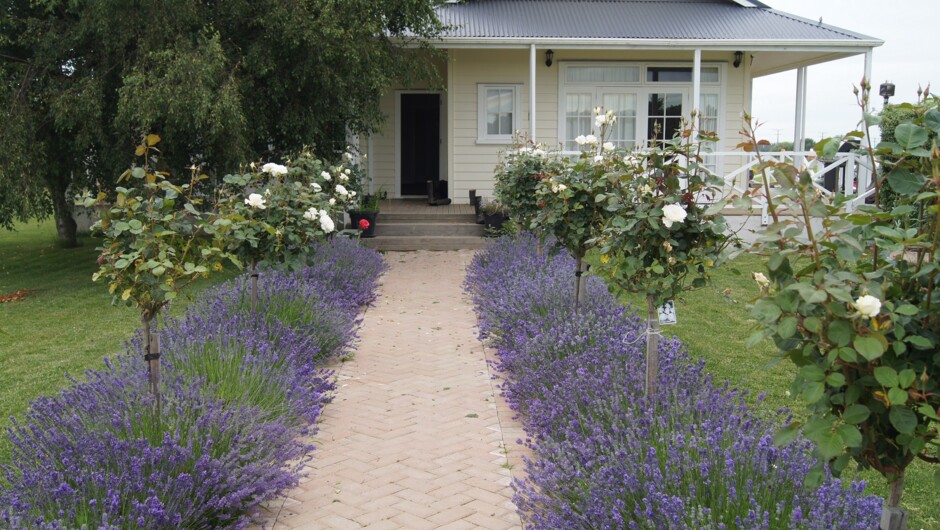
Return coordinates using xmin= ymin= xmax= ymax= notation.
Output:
xmin=560 ymin=63 xmax=722 ymax=153
xmin=567 ymin=66 xmax=640 ymax=83
xmin=564 ymin=93 xmax=593 ymax=150
xmin=698 ymin=93 xmax=720 ymax=172
xmin=647 ymin=66 xmax=720 ymax=83
xmin=478 ymin=85 xmax=518 ymax=142
xmin=602 ymin=93 xmax=638 ymax=148
xmin=647 ymin=92 xmax=683 ymax=146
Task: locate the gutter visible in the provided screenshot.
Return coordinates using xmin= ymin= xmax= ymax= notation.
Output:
xmin=427 ymin=37 xmax=884 ymax=52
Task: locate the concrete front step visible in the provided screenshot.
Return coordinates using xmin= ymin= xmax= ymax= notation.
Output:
xmin=375 ymin=222 xmax=484 ymax=237
xmin=380 ymin=212 xmax=478 ymax=223
xmin=362 ymin=235 xmax=491 ymax=251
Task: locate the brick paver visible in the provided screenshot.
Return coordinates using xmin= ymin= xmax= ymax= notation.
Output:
xmin=254 ymin=250 xmax=524 ymax=529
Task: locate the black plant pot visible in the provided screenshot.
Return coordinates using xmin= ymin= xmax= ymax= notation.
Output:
xmin=482 ymin=212 xmax=507 ymax=236
xmin=349 ymin=210 xmax=378 ymax=238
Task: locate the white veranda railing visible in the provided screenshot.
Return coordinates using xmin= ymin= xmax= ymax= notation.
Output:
xmin=703 ymin=151 xmax=875 ymax=224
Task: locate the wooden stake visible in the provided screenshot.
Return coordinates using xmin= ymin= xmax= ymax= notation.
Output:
xmin=645 ymin=295 xmax=660 ymax=397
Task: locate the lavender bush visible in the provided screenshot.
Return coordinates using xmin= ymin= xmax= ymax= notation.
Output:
xmin=1 ymin=239 xmax=385 ymax=528
xmin=300 ymin=237 xmax=388 ymax=309
xmin=0 ymin=353 xmax=307 ymax=529
xmin=466 ymin=234 xmax=882 ymax=529
xmin=163 ymin=307 xmax=334 ymax=428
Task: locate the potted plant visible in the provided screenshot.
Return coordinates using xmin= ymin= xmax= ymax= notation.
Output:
xmin=349 ymin=191 xmax=380 ymax=238
xmin=480 ymin=199 xmax=508 ymax=236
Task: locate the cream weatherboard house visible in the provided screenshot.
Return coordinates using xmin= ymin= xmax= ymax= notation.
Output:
xmin=359 ymin=0 xmax=882 ymax=204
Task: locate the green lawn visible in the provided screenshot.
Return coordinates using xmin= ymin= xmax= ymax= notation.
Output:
xmin=0 ymin=221 xmax=234 ymax=461
xmin=592 ymin=252 xmax=938 ymax=529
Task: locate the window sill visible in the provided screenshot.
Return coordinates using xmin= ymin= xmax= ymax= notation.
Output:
xmin=475 ymin=137 xmax=514 ymax=146
xmin=476 ymin=138 xmax=512 ymax=146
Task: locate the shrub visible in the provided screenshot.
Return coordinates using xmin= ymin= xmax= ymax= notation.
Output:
xmin=0 ymin=238 xmax=385 ymax=528
xmin=494 ymin=136 xmax=563 ymax=230
xmin=466 ymin=234 xmax=882 ymax=529
xmin=742 ymin=89 xmax=940 ymax=512
xmin=299 ymin=236 xmax=389 ymax=309
xmin=0 ymin=353 xmax=307 ymax=529
xmin=163 ymin=306 xmax=334 ymax=427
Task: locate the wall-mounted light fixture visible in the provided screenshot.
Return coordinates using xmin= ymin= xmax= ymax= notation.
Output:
xmin=879 ymin=81 xmax=896 ymax=105
xmin=733 ymin=51 xmax=744 ymax=68
xmin=545 ymin=49 xmax=554 ymax=68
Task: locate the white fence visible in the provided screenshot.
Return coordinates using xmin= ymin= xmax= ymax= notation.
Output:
xmin=704 ymin=151 xmax=875 ymax=224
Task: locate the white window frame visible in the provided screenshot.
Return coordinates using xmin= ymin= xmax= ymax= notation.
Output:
xmin=557 ymin=62 xmax=725 ymax=155
xmin=477 ymin=84 xmax=521 ymax=144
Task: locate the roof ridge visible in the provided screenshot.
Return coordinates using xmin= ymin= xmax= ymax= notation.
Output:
xmin=763 ymin=8 xmax=872 ymax=41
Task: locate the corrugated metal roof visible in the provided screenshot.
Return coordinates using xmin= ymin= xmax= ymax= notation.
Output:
xmin=435 ymin=0 xmax=879 ymax=42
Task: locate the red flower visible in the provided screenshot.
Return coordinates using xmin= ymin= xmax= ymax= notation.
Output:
xmin=358 ymin=219 xmax=370 ymax=231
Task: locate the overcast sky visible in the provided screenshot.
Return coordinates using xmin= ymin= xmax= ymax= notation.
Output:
xmin=750 ymin=0 xmax=939 ymax=145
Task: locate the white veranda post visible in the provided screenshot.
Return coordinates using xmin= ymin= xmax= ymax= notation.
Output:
xmin=794 ymin=66 xmax=808 ymax=162
xmin=692 ymin=48 xmax=702 ymax=118
xmin=529 ymin=43 xmax=537 ymax=142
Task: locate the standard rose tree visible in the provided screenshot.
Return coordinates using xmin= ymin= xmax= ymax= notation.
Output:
xmin=743 ymin=84 xmax=939 ymax=529
xmin=508 ymin=107 xmax=735 ymax=395
xmin=78 ymin=135 xmax=235 ymax=411
xmin=217 ymin=147 xmax=355 ymax=310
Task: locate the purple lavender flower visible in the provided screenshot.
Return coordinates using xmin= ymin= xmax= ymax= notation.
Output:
xmin=0 ymin=238 xmax=385 ymax=529
xmin=466 ymin=234 xmax=882 ymax=529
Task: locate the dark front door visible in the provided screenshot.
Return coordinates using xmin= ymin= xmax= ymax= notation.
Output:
xmin=401 ymin=94 xmax=440 ymax=196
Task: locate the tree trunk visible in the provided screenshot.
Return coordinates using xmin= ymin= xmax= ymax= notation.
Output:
xmin=141 ymin=315 xmax=162 ymax=416
xmin=250 ymin=260 xmax=259 ymax=312
xmin=574 ymin=255 xmax=589 ymax=311
xmin=881 ymin=474 xmax=908 ymax=530
xmin=645 ymin=295 xmax=660 ymax=397
xmin=50 ymin=180 xmax=77 ymax=247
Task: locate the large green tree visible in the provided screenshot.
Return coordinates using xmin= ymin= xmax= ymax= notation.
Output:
xmin=0 ymin=0 xmax=444 ymax=246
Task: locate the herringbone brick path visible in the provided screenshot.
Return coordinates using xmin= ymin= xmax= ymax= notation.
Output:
xmin=255 ymin=250 xmax=525 ymax=529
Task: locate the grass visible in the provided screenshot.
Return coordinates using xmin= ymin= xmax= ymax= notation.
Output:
xmin=587 ymin=251 xmax=938 ymax=529
xmin=0 ymin=221 xmax=235 ymax=462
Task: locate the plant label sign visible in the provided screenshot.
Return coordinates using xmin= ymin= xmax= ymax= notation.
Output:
xmin=658 ymin=300 xmax=677 ymax=325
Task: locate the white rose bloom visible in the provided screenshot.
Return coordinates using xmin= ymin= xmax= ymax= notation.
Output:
xmin=329 ymin=198 xmax=336 ymax=205
xmin=244 ymin=193 xmax=266 ymax=210
xmin=533 ymin=148 xmax=546 ymax=157
xmin=662 ymin=203 xmax=687 ymax=228
xmin=344 ymin=168 xmax=351 ymax=175
xmin=319 ymin=213 xmax=335 ymax=233
xmin=350 ymin=190 xmax=357 ymax=198
xmin=261 ymin=162 xmax=288 ymax=176
xmin=311 ymin=183 xmax=322 ymax=192
xmin=321 ymin=171 xmax=332 ymax=181
xmin=602 ymin=142 xmax=615 ymax=152
xmin=340 ymin=174 xmax=349 ymax=182
xmin=594 ymin=155 xmax=604 ymax=163
xmin=585 ymin=135 xmax=598 ymax=145
xmin=595 ymin=114 xmax=608 ymax=128
xmin=335 ymin=184 xmax=349 ymax=196
xmin=575 ymin=135 xmax=588 ymax=146
xmin=557 ymin=183 xmax=567 ymax=191
xmin=303 ymin=207 xmax=318 ymax=221
xmin=855 ymin=295 xmax=881 ymax=318
xmin=753 ymin=272 xmax=770 ymax=288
